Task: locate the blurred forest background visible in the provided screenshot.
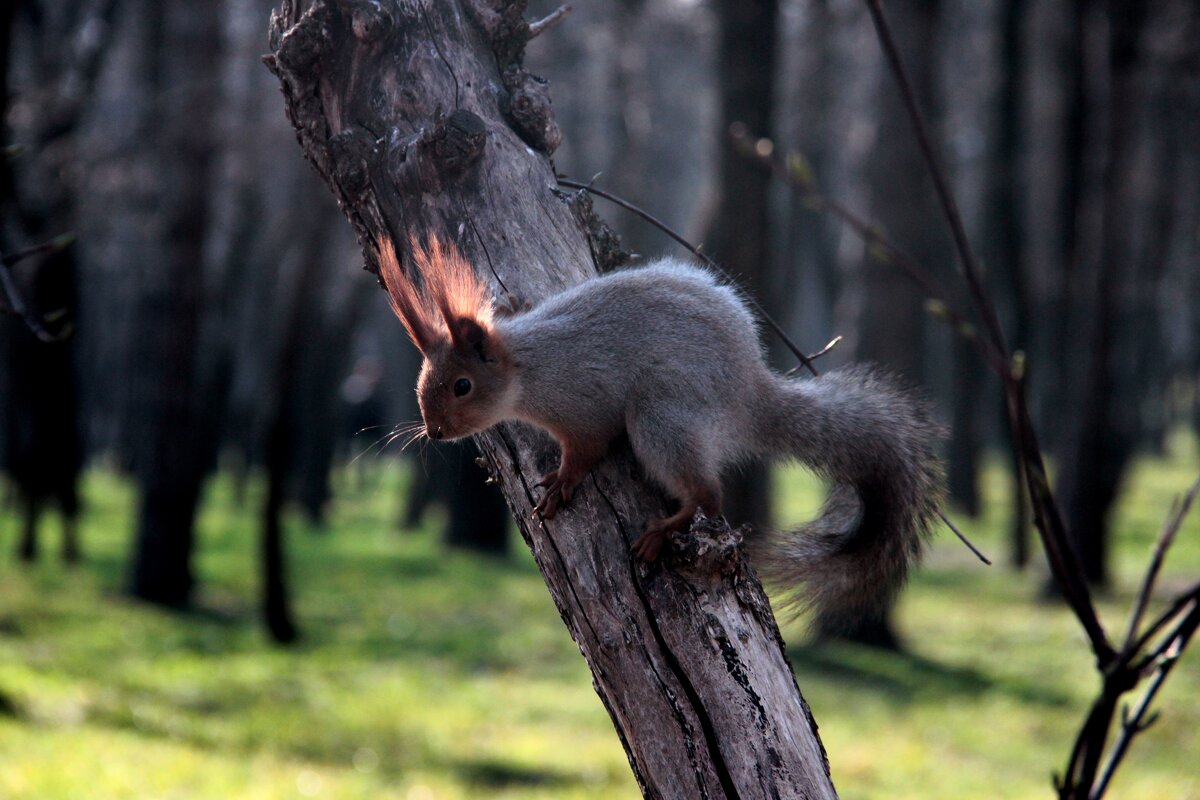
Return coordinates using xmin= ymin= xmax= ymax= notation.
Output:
xmin=1 ymin=0 xmax=1198 ymax=798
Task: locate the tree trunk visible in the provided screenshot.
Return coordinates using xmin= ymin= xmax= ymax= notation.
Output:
xmin=265 ymin=2 xmax=837 ymax=796
xmin=0 ymin=0 xmax=114 ymax=565
xmin=256 ymin=189 xmax=337 ymax=644
xmin=444 ymin=442 xmax=510 ymax=555
xmin=986 ymin=0 xmax=1031 ymax=565
xmin=827 ymin=0 xmax=945 ymax=647
xmin=702 ymin=0 xmax=778 ymax=529
xmin=1055 ymin=0 xmax=1149 ymax=588
xmin=128 ymin=0 xmax=221 ymax=606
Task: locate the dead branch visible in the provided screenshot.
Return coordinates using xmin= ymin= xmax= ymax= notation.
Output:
xmin=856 ymin=1 xmax=1200 ymax=796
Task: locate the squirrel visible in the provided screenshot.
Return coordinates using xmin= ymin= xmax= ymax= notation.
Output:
xmin=378 ymin=236 xmax=945 ymax=623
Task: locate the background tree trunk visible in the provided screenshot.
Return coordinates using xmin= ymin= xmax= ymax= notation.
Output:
xmin=265 ymin=2 xmax=837 ymax=796
xmin=702 ymin=0 xmax=778 ymax=528
xmin=824 ymin=0 xmax=946 ymax=648
xmin=444 ymin=443 xmax=510 ymax=555
xmin=1055 ymin=0 xmax=1149 ymax=588
xmin=0 ymin=0 xmax=117 ymax=565
xmin=127 ymin=0 xmax=221 ymax=606
xmin=987 ymin=0 xmax=1031 ymax=566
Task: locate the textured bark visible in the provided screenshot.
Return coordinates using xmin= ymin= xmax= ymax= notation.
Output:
xmin=702 ymin=0 xmax=778 ymax=528
xmin=1056 ymin=0 xmax=1149 ymax=587
xmin=128 ymin=0 xmax=222 ymax=606
xmin=0 ymin=0 xmax=116 ymax=564
xmin=265 ymin=2 xmax=836 ymax=796
xmin=826 ymin=0 xmax=945 ymax=648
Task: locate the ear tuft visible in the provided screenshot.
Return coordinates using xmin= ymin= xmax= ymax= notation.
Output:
xmin=377 ymin=234 xmax=492 ymax=358
xmin=378 ymin=237 xmax=440 ymax=354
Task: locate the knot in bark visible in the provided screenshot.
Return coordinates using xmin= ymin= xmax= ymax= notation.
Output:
xmin=471 ymin=0 xmax=532 ymax=69
xmin=672 ymin=514 xmax=746 ymax=578
xmin=430 ymin=109 xmax=488 ymax=173
xmin=329 ymin=128 xmax=374 ymax=199
xmin=501 ymin=67 xmax=561 ymax=154
xmin=343 ymin=0 xmax=393 ymax=43
xmin=274 ymin=9 xmax=331 ymax=75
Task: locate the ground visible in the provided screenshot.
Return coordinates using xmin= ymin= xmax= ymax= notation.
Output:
xmin=0 ymin=438 xmax=1197 ymax=799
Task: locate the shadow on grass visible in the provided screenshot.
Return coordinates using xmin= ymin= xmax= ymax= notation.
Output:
xmin=453 ymin=757 xmax=577 ymax=790
xmin=787 ymin=642 xmax=1073 ymax=709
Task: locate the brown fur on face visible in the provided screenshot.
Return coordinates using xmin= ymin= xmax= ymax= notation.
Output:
xmin=416 ymin=330 xmax=515 ymax=441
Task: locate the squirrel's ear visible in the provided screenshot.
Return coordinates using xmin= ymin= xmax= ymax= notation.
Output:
xmin=451 ymin=316 xmax=489 ymax=361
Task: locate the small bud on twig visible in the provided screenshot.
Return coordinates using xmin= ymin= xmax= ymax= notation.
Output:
xmin=1011 ymin=351 xmax=1026 ymax=381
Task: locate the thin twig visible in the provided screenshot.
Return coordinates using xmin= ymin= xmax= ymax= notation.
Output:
xmin=1094 ymin=605 xmax=1200 ymax=798
xmin=2 ymin=233 xmax=76 ymax=267
xmin=937 ymin=509 xmax=991 ymax=565
xmin=1123 ymin=476 xmax=1200 ymax=651
xmin=858 ymin=0 xmax=1114 ymax=667
xmin=1128 ymin=582 xmax=1200 ymax=666
xmin=784 ymin=335 xmax=842 ymax=376
xmin=863 ymin=0 xmax=1008 ymax=358
xmin=529 ymin=4 xmax=571 ymax=39
xmin=727 ymin=125 xmax=1009 ymax=377
xmin=557 ymin=176 xmax=819 ymax=377
xmin=0 ymin=241 xmax=71 ymax=345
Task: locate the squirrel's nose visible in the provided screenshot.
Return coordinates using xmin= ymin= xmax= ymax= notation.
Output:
xmin=429 ymin=425 xmax=444 ymax=440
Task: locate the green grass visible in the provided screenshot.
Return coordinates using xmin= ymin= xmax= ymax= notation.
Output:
xmin=1 ymin=439 xmax=1198 ymax=799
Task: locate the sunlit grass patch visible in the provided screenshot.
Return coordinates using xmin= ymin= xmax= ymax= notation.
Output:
xmin=0 ymin=440 xmax=1197 ymax=799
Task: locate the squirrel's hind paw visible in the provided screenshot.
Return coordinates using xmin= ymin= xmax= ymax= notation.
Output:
xmin=632 ymin=527 xmax=668 ymax=562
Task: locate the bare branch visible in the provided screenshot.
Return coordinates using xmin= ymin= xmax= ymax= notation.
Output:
xmin=726 ymin=124 xmax=1009 ymax=377
xmin=936 ymin=510 xmax=992 ymax=566
xmin=0 ymin=235 xmax=76 ymax=343
xmin=2 ymin=233 xmax=77 ymax=267
xmin=1122 ymin=475 xmax=1200 ymax=651
xmin=557 ymin=176 xmax=820 ymax=377
xmin=1094 ymin=605 xmax=1200 ymax=798
xmin=855 ymin=0 xmax=1114 ymax=666
xmin=528 ymin=4 xmax=571 ymax=39
xmin=862 ymin=0 xmax=1008 ymax=358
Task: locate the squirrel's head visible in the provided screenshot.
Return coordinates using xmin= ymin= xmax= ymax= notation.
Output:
xmin=379 ymin=236 xmax=515 ymax=441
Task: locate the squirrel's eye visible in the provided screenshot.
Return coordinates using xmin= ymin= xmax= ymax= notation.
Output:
xmin=453 ymin=378 xmax=472 ymax=397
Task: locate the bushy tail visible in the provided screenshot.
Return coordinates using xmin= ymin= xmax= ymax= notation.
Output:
xmin=749 ymin=365 xmax=945 ymax=626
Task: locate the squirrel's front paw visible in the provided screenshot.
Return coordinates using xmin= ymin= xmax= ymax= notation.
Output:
xmin=533 ymin=470 xmax=576 ymax=520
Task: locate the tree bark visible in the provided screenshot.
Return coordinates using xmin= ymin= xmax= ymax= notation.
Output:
xmin=128 ymin=0 xmax=221 ymax=606
xmin=827 ymin=0 xmax=945 ymax=648
xmin=265 ymin=2 xmax=837 ymax=796
xmin=1055 ymin=0 xmax=1149 ymax=588
xmin=702 ymin=0 xmax=778 ymax=529
xmin=986 ymin=0 xmax=1031 ymax=565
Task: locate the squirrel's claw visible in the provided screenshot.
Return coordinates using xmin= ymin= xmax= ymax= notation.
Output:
xmin=533 ymin=470 xmax=575 ymax=519
xmin=632 ymin=526 xmax=668 ymax=562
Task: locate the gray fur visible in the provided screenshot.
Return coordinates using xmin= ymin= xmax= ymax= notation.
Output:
xmin=494 ymin=258 xmax=945 ymax=621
